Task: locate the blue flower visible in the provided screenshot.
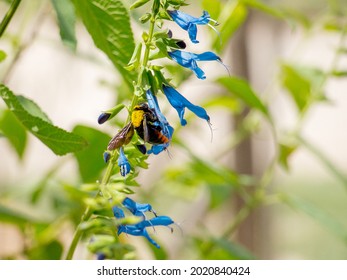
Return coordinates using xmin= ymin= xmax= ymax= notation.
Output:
xmin=168 ymin=10 xmax=217 ymax=44
xmin=146 ymin=90 xmax=174 ymax=154
xmin=168 ymin=50 xmax=224 ymax=80
xmin=112 ymin=204 xmax=174 ymax=249
xmin=118 ymin=147 xmax=131 ymax=177
xmin=162 ymin=85 xmax=210 ymax=126
xmin=122 ymin=197 xmax=157 ymax=217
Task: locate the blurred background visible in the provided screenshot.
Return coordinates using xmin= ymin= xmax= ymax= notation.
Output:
xmin=0 ymin=0 xmax=347 ymax=259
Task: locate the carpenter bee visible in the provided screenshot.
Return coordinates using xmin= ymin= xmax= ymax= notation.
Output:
xmin=107 ymin=103 xmax=169 ymax=151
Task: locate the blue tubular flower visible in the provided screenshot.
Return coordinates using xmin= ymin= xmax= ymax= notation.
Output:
xmin=112 ymin=202 xmax=175 ymax=249
xmin=122 ymin=197 xmax=157 ymax=217
xmin=168 ymin=50 xmax=224 ymax=80
xmin=118 ymin=147 xmax=131 ymax=177
xmin=113 ymin=206 xmax=125 ymax=219
xmin=146 ymin=90 xmax=174 ymax=154
xmin=168 ymin=10 xmax=213 ymax=44
xmin=162 ymin=85 xmax=210 ymax=126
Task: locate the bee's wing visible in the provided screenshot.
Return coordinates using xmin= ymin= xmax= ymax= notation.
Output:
xmin=107 ymin=122 xmax=134 ymax=150
xmin=143 ymin=114 xmax=150 ymax=143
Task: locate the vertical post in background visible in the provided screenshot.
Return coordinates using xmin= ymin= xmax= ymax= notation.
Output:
xmin=228 ymin=11 xmax=271 ymax=259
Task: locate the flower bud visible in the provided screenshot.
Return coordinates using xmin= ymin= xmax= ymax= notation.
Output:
xmin=98 ymin=112 xmax=111 ymax=124
xmin=175 ymin=40 xmax=186 ymax=49
xmin=103 ymin=151 xmax=111 ymax=163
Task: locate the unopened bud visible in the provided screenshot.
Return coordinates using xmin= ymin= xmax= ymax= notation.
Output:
xmin=98 ymin=112 xmax=111 ymax=124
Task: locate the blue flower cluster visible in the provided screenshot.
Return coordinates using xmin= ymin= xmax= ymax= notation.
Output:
xmin=98 ymin=8 xmax=224 ymax=178
xmin=113 ymin=197 xmax=174 ymax=248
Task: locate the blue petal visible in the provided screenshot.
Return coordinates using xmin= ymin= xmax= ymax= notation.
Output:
xmin=118 ymin=225 xmax=160 ymax=248
xmin=188 ymin=23 xmax=198 ymax=44
xmin=168 ymin=50 xmax=206 ymax=79
xmin=162 ymin=85 xmax=210 ymax=125
xmin=168 ymin=10 xmax=211 ymax=44
xmin=191 ymin=11 xmax=211 ymax=25
xmin=118 ymin=147 xmax=131 ymax=176
xmin=147 ymin=144 xmax=168 ymax=155
xmin=112 ymin=206 xmax=125 ymax=219
xmin=195 ymin=51 xmax=221 ymax=62
xmin=137 ymin=216 xmax=174 ymax=228
xmin=122 ymin=197 xmax=155 ymax=217
xmin=168 ymin=10 xmax=190 ymax=30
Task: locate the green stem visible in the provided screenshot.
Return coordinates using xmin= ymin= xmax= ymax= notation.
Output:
xmin=0 ymin=0 xmax=22 ymax=38
xmin=64 ymin=3 xmax=158 ymax=260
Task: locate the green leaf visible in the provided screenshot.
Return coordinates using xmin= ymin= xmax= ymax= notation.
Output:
xmin=278 ymin=143 xmax=298 ymax=171
xmin=17 ymin=95 xmax=52 ymax=123
xmin=0 ymin=110 xmax=27 ymax=158
xmin=0 ymin=84 xmax=88 ymax=155
xmin=51 ymin=0 xmax=77 ymax=50
xmin=0 ymin=204 xmax=40 ymax=226
xmin=27 ymin=240 xmax=63 ymax=260
xmin=202 ymin=0 xmax=221 ymax=20
xmin=217 ymin=76 xmax=269 ymax=117
xmin=0 ymin=50 xmax=6 ymax=63
xmin=73 ymin=125 xmax=111 ymax=182
xmin=72 ymin=0 xmax=136 ymax=87
xmin=282 ymin=194 xmax=347 ymax=244
xmin=243 ymin=0 xmax=285 ymax=20
xmin=280 ymin=64 xmax=325 ymax=112
xmin=330 ymin=70 xmax=347 ymax=77
xmin=213 ymin=2 xmax=247 ymax=52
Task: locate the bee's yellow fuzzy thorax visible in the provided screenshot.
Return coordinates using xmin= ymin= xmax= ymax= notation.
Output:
xmin=131 ymin=109 xmax=144 ymax=128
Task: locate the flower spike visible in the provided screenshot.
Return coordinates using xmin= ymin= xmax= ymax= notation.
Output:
xmin=162 ymin=85 xmax=210 ymax=126
xmin=168 ymin=10 xmax=217 ymax=44
xmin=118 ymin=147 xmax=131 ymax=177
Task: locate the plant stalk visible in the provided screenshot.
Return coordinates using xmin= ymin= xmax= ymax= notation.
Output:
xmin=64 ymin=3 xmax=158 ymax=260
xmin=0 ymin=0 xmax=22 ymax=38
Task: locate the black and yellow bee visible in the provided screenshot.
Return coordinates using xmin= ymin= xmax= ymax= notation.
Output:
xmin=107 ymin=103 xmax=169 ymax=151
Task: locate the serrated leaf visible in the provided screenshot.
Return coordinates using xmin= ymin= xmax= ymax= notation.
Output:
xmin=51 ymin=0 xmax=77 ymax=50
xmin=72 ymin=0 xmax=136 ymax=87
xmin=73 ymin=125 xmax=111 ymax=182
xmin=17 ymin=95 xmax=51 ymax=123
xmin=0 ymin=84 xmax=88 ymax=155
xmin=217 ymin=76 xmax=269 ymax=117
xmin=0 ymin=110 xmax=27 ymax=158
